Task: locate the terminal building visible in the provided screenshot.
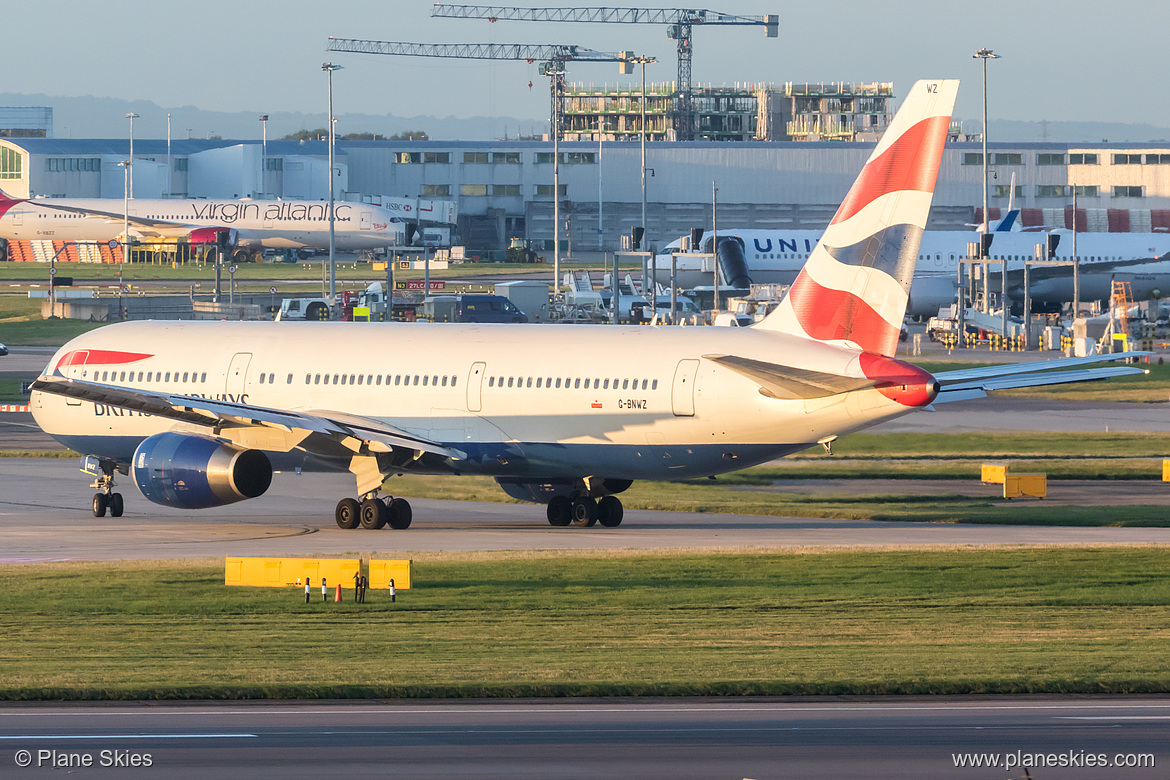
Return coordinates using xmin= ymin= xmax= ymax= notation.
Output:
xmin=5 ymin=132 xmax=1170 ymax=253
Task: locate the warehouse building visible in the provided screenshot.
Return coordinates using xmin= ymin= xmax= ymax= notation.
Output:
xmin=5 ymin=134 xmax=1170 ymax=252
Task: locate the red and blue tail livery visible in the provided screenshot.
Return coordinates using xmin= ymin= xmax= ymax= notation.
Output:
xmin=761 ymin=79 xmax=960 ymax=357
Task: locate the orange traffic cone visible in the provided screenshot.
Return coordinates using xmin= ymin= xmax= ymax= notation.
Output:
xmin=334 ymin=583 xmax=343 ymax=603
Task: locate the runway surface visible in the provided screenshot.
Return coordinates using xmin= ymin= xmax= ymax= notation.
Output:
xmin=1 ymin=697 xmax=1165 ymax=779
xmin=2 ymin=458 xmax=1169 ymax=562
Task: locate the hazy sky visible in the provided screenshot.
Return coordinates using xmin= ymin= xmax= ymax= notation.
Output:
xmin=6 ymin=0 xmax=1169 ymax=135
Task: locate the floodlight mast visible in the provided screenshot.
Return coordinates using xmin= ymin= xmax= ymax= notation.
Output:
xmin=428 ymin=5 xmax=779 ymax=140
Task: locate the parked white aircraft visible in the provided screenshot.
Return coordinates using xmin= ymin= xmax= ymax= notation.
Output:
xmin=28 ymin=80 xmax=1145 ymax=530
xmin=0 ymin=188 xmax=406 ymax=262
xmin=657 ymin=217 xmax=1170 ymax=318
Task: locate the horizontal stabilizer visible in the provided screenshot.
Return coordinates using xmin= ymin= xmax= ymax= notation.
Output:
xmin=703 ymin=354 xmax=874 ymax=400
xmin=931 ymin=352 xmax=1148 ymax=403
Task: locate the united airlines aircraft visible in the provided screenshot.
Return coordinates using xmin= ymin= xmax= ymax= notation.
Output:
xmin=658 ymin=209 xmax=1170 ymax=319
xmin=28 ymin=81 xmax=1145 ymax=530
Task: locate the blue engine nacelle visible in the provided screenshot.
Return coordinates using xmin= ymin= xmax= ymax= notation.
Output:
xmin=906 ymin=275 xmax=959 ymax=320
xmin=132 ymin=432 xmax=272 ymax=509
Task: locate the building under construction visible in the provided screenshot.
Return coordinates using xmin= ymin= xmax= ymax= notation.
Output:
xmin=559 ymin=81 xmax=894 ymax=143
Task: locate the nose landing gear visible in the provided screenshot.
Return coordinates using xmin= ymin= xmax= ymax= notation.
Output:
xmin=90 ymin=462 xmax=124 ymax=518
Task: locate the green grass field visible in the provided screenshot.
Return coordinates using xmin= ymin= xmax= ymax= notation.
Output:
xmin=2 ymin=548 xmax=1169 ymax=700
xmin=385 ymin=472 xmax=1169 ymax=526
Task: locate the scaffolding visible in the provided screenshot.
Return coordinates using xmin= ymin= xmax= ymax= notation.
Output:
xmin=783 ymin=82 xmax=894 ymax=142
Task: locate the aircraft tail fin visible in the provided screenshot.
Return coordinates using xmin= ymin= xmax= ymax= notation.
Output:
xmin=756 ymin=79 xmax=959 ymax=357
xmin=993 ymin=209 xmax=1020 ymax=232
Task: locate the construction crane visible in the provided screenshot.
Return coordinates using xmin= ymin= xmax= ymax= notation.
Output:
xmin=429 ymin=5 xmax=779 ymax=140
xmin=325 ymin=37 xmax=631 ymax=140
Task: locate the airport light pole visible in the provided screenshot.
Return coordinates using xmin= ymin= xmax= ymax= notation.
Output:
xmin=166 ymin=113 xmax=171 ymax=198
xmin=119 ymin=160 xmax=130 ymax=319
xmin=124 ymin=113 xmax=139 ymax=198
xmin=973 ymin=49 xmax=999 ymax=236
xmin=322 ymin=63 xmax=343 ymax=309
xmin=259 ymin=114 xmax=269 ymax=198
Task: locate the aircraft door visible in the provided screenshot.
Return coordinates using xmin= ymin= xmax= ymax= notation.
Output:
xmin=360 ymin=210 xmax=372 ymax=230
xmin=225 ymin=352 xmax=252 ymax=399
xmin=671 ymin=359 xmax=699 ymax=417
xmin=466 ymin=362 xmax=486 ymax=412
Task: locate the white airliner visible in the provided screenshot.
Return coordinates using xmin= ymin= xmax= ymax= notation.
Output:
xmin=28 ymin=81 xmax=1145 ymax=530
xmin=658 ymin=214 xmax=1170 ymax=318
xmin=0 ymin=189 xmax=406 ymax=261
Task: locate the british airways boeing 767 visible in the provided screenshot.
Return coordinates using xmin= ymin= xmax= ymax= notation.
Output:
xmin=28 ymin=81 xmax=1145 ymax=529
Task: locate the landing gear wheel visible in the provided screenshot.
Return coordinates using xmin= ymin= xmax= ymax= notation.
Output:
xmin=387 ymin=498 xmax=412 ymax=529
xmin=571 ymin=497 xmax=598 ymax=527
xmin=360 ymin=498 xmax=387 ymax=530
xmin=92 ymin=493 xmax=107 ymax=518
xmin=108 ymin=492 xmax=124 ymax=518
xmin=546 ymin=496 xmax=572 ymax=527
xmin=597 ymin=496 xmax=623 ymax=527
xmin=335 ymin=497 xmax=360 ymax=529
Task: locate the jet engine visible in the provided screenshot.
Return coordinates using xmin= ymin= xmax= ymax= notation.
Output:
xmin=906 ymin=276 xmax=959 ymax=320
xmin=132 ymin=432 xmax=272 ymax=509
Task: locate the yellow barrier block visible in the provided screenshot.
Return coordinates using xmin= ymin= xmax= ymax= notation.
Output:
xmin=225 ymin=557 xmax=361 ymax=588
xmin=981 ymin=463 xmax=1008 ymax=484
xmin=1163 ymin=459 xmax=1170 ymax=482
xmin=1003 ymin=473 xmax=1046 ymax=500
xmin=368 ymin=559 xmax=413 ymax=590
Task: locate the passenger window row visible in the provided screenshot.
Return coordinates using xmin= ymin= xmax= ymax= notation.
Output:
xmin=487 ymin=376 xmax=658 ymax=391
xmin=95 ymin=369 xmax=208 ymax=384
xmin=303 ymin=373 xmax=459 ymax=388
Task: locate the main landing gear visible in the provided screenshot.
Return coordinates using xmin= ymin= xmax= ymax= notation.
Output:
xmin=90 ymin=463 xmax=124 ymax=518
xmin=335 ymin=494 xmax=412 ymax=530
xmin=546 ymin=495 xmax=623 ymax=528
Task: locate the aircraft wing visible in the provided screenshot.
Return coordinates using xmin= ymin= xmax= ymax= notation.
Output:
xmin=30 ymin=201 xmax=196 ymax=237
xmin=931 ymin=352 xmax=1149 ymax=403
xmin=29 ymin=376 xmax=465 ymax=461
xmin=703 ymin=354 xmax=876 ymax=399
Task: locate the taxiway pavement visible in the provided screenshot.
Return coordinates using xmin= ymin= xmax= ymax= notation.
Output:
xmin=1 ymin=697 xmax=1165 ymax=779
xmin=1 ymin=458 xmax=1168 ymax=562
